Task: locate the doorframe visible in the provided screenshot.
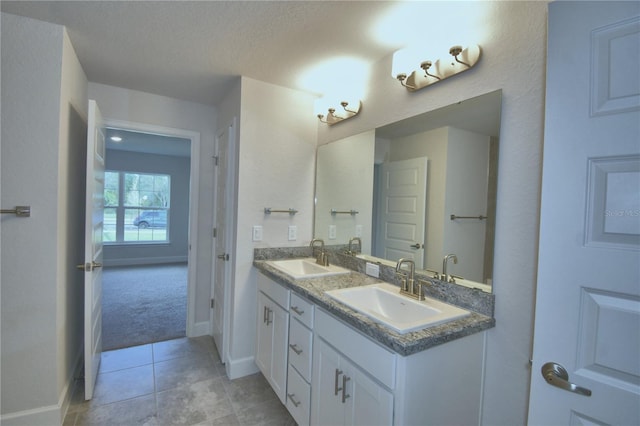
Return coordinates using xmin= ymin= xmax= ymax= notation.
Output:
xmin=103 ymin=118 xmax=201 ymax=337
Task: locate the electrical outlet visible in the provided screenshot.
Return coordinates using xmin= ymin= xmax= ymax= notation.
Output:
xmin=288 ymin=225 xmax=297 ymax=241
xmin=252 ymin=225 xmax=263 ymax=242
xmin=365 ymin=262 xmax=380 ymax=278
xmin=329 ymin=225 xmax=337 ymax=240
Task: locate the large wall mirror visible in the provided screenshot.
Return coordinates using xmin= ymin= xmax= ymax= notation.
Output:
xmin=314 ymin=90 xmax=502 ymax=292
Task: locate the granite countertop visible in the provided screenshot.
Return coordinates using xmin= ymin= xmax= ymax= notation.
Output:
xmin=253 ymin=259 xmax=495 ymax=357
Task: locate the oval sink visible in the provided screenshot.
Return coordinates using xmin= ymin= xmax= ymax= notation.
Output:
xmin=267 ymin=258 xmax=351 ymax=279
xmin=325 ymin=282 xmax=470 ymax=334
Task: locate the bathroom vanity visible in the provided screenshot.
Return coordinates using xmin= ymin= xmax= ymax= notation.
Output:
xmin=254 ymin=251 xmax=494 ymax=426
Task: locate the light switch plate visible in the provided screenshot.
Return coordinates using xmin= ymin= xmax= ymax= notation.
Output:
xmin=329 ymin=225 xmax=337 ymax=240
xmin=252 ymin=225 xmax=263 ymax=242
xmin=288 ymin=225 xmax=297 ymax=241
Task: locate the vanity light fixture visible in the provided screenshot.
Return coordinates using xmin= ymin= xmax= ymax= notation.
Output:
xmin=317 ymin=100 xmax=362 ymax=126
xmin=394 ymin=44 xmax=481 ymax=92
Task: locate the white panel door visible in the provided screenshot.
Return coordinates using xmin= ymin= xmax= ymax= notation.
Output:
xmin=377 ymin=157 xmax=428 ymax=268
xmin=83 ymin=100 xmax=105 ymax=400
xmin=212 ymin=120 xmax=234 ymax=363
xmin=529 ymin=2 xmax=640 ymax=424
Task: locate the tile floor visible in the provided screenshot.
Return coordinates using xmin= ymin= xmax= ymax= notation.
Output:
xmin=63 ymin=336 xmax=296 ymax=426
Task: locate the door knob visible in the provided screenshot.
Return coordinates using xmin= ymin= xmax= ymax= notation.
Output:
xmin=541 ymin=362 xmax=592 ymax=396
xmin=409 ymin=243 xmax=423 ymax=249
xmin=217 ymin=253 xmax=229 ymax=261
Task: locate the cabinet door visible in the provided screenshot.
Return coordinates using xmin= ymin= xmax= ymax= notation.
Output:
xmin=311 ymin=338 xmax=345 ymax=426
xmin=344 ymin=363 xmax=394 ymax=426
xmin=255 ymin=292 xmax=272 ymax=376
xmin=270 ymin=301 xmax=289 ymax=404
xmin=255 ymin=292 xmax=289 ymax=404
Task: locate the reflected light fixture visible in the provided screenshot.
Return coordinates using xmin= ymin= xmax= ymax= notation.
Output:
xmin=394 ymin=44 xmax=481 ymax=92
xmin=317 ymin=100 xmax=362 ymax=126
xmin=110 ymin=136 xmax=123 ymax=142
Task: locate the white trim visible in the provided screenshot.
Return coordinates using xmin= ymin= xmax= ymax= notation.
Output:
xmin=190 ymin=320 xmax=211 ymax=337
xmin=59 ymin=345 xmax=84 ymax=424
xmin=103 ymin=256 xmax=188 ymax=267
xmin=103 ymin=118 xmax=201 ymax=339
xmin=225 ymin=354 xmax=260 ymax=380
xmin=0 ymin=405 xmax=60 ymax=426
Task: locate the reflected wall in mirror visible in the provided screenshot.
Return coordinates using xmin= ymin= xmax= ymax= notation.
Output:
xmin=314 ymin=90 xmax=502 ymax=292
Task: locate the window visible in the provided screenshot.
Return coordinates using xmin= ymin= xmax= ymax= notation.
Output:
xmin=104 ymin=171 xmax=171 ymax=243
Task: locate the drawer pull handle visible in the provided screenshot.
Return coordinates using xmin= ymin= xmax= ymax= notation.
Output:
xmin=342 ymin=375 xmax=351 ymax=403
xmin=263 ymin=306 xmax=267 ymax=324
xmin=289 ymin=343 xmax=303 ymax=355
xmin=334 ymin=369 xmax=343 ymax=396
xmin=291 ymin=306 xmax=305 ymax=315
xmin=287 ymin=393 xmax=301 ymax=407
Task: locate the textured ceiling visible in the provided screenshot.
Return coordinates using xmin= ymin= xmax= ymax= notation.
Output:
xmin=1 ymin=0 xmax=407 ymax=106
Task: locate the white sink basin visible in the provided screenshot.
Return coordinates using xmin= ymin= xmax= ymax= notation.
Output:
xmin=325 ymin=282 xmax=470 ymax=334
xmin=267 ymin=258 xmax=351 ymax=279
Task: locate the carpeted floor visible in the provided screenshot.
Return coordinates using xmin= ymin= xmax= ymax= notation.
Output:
xmin=102 ymin=263 xmax=187 ymax=351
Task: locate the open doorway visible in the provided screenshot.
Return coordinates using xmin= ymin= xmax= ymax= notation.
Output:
xmin=102 ymin=127 xmax=196 ymax=350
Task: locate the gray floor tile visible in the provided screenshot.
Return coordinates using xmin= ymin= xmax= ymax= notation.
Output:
xmin=156 ymin=377 xmax=233 ymax=426
xmin=154 ymin=352 xmax=221 ymax=392
xmin=74 ymin=394 xmax=158 ymax=426
xmin=234 ymin=398 xmax=296 ymax=426
xmin=92 ymin=364 xmax=155 ymax=405
xmin=101 ymin=344 xmax=153 ymax=373
xmin=64 ymin=337 xmax=293 ymax=426
xmin=152 ymin=337 xmax=211 ymax=362
xmin=223 ymin=373 xmax=279 ymax=412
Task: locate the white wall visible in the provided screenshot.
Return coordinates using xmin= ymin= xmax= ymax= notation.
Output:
xmin=1 ymin=12 xmax=88 ymax=424
xmin=225 ymin=77 xmax=316 ymax=378
xmin=315 ymin=2 xmax=548 ymax=424
xmin=443 ymin=127 xmax=490 ymax=281
xmin=88 ymin=83 xmax=217 ymax=325
xmin=315 ymin=130 xmax=375 ymax=252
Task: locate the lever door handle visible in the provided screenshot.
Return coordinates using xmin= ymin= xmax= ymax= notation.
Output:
xmin=541 ymin=362 xmax=592 ymax=396
xmin=409 ymin=243 xmax=423 ymax=249
xmin=217 ymin=253 xmax=229 ymax=261
xmin=76 ymin=261 xmax=103 ymax=271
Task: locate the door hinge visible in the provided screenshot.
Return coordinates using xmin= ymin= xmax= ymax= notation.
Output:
xmin=213 ymin=227 xmax=217 ymax=238
xmin=211 ymin=298 xmax=214 ymax=308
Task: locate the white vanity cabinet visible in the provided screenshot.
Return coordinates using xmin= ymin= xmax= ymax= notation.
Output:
xmin=312 ymin=308 xmax=484 ymax=426
xmin=256 ymin=273 xmax=290 ymax=404
xmin=311 ymin=309 xmax=394 ymax=426
xmin=256 ymin=270 xmax=485 ymax=425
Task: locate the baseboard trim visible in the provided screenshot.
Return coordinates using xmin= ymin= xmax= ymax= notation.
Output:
xmin=59 ymin=347 xmax=84 ymax=424
xmin=0 ymin=404 xmax=60 ymax=426
xmin=188 ymin=321 xmax=210 ymax=337
xmin=103 ymin=256 xmax=188 ymax=267
xmin=226 ymin=355 xmax=259 ymax=380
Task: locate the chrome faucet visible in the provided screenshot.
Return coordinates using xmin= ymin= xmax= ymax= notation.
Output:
xmin=310 ymin=238 xmax=329 ymax=266
xmin=347 ymin=237 xmax=362 ymax=255
xmin=396 ymin=258 xmax=425 ymax=300
xmin=442 ymin=254 xmax=458 ymax=283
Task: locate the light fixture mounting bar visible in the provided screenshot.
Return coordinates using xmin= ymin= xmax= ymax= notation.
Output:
xmin=397 ymin=45 xmax=481 ymax=92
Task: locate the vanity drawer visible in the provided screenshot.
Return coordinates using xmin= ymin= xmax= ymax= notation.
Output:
xmin=315 ymin=308 xmax=396 ymax=389
xmin=286 ymin=364 xmax=311 ymax=425
xmin=290 ymin=292 xmax=314 ymax=328
xmin=288 ymin=317 xmax=313 ymax=381
xmin=257 ymin=273 xmax=290 ymax=310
